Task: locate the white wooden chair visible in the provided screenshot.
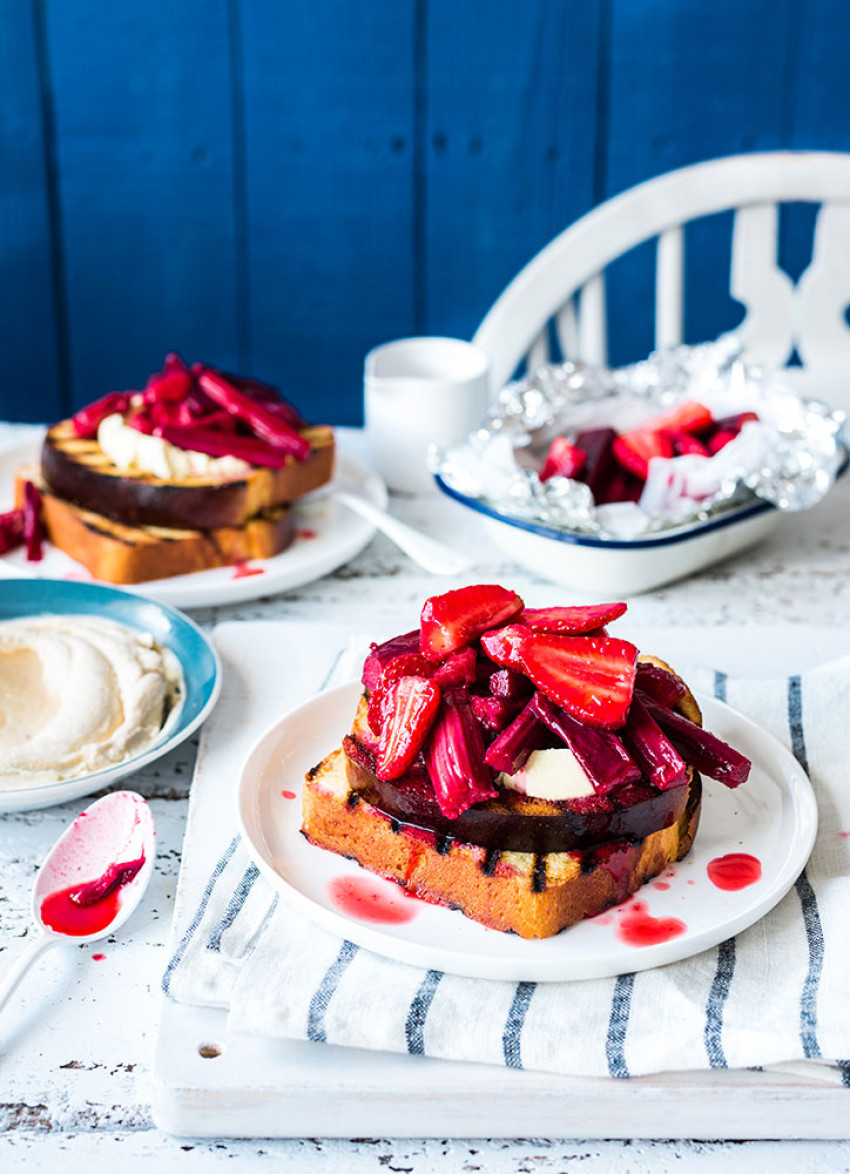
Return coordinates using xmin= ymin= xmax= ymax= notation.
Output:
xmin=472 ymin=151 xmax=850 ymax=410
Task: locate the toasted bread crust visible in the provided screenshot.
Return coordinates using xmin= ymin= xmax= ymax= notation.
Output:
xmin=17 ymin=470 xmax=294 ymax=584
xmin=41 ymin=419 xmax=334 ymax=529
xmin=303 ymin=749 xmax=702 ymax=939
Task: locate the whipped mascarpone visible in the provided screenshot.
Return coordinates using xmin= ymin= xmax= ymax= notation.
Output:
xmin=98 ymin=413 xmax=250 ymax=481
xmin=0 ymin=615 xmax=183 ymax=790
xmin=499 ymin=747 xmax=595 ymax=801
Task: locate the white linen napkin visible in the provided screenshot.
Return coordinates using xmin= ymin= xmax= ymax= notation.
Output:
xmin=163 ymin=621 xmax=850 ymax=1083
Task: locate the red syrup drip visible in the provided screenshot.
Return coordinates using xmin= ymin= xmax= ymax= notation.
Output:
xmin=328 ymin=875 xmax=416 ymax=925
xmin=231 ymin=561 xmax=265 ymax=579
xmin=41 ymin=885 xmax=123 ymax=937
xmin=40 ymin=855 xmax=145 ymax=936
xmin=280 ymin=790 xmax=297 ymax=800
xmin=706 ymin=852 xmax=762 ymax=891
xmin=92 ymin=953 xmax=106 ymax=961
xmin=615 ymin=900 xmax=686 ymax=947
xmin=297 ymin=528 xmax=318 ymax=540
xmin=652 ymin=881 xmax=671 ymax=891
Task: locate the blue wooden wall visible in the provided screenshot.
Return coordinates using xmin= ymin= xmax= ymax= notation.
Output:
xmin=2 ymin=0 xmax=849 ymax=425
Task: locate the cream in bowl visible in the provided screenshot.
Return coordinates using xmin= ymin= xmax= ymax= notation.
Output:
xmin=0 ymin=614 xmax=183 ymax=790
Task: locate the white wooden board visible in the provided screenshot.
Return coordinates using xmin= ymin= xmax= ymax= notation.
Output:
xmin=151 ymin=621 xmax=850 ymax=1139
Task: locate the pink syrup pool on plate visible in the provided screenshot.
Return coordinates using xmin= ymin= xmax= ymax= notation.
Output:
xmin=614 ymin=900 xmax=687 ymax=947
xmin=329 ymin=875 xmax=417 ymax=925
xmin=706 ymin=852 xmax=762 ymax=891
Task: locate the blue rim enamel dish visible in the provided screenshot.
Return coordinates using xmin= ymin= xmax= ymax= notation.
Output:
xmin=0 ymin=579 xmax=221 ymax=812
xmin=433 ymin=446 xmax=849 ymax=594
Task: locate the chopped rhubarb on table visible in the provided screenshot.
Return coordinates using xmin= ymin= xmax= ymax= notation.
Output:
xmin=574 ymin=427 xmax=617 ymax=503
xmin=518 ymin=602 xmax=627 ymax=635
xmin=479 ymin=624 xmax=528 ymax=669
xmin=483 ymin=699 xmax=549 ymax=774
xmin=362 ymin=630 xmax=421 ymax=691
xmin=612 ymin=429 xmax=674 ymax=481
xmin=642 ymin=696 xmax=751 ymax=788
xmin=424 ymin=691 xmax=498 ymax=818
xmin=377 ymin=676 xmax=442 ymax=781
xmin=431 ymin=645 xmax=478 ymax=689
xmin=640 ymin=400 xmax=714 ymax=436
xmin=471 ymin=694 xmax=523 ymax=732
xmin=531 ymin=692 xmax=641 ymax=794
xmin=539 ymin=436 xmax=586 ymax=483
xmin=620 ymin=693 xmax=688 ymax=790
xmin=158 ymin=424 xmax=297 ymax=468
xmin=367 ymin=652 xmax=435 ymax=734
xmin=194 ymin=366 xmax=310 ymax=461
xmin=0 ymin=508 xmax=25 ymax=555
xmin=488 ymin=667 xmax=532 ymax=700
xmin=71 ymin=392 xmax=133 ymax=439
xmin=507 ymin=632 xmax=639 ymax=730
xmin=420 ymin=584 xmax=524 ymax=662
xmin=23 ymin=481 xmax=44 ymax=562
xmin=635 ymin=661 xmax=687 ymax=708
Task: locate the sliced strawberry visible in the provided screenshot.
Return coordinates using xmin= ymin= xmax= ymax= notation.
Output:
xmin=432 ymin=646 xmax=477 ymax=688
xmin=377 ymin=676 xmax=442 ymax=781
xmin=671 ymin=431 xmax=710 ymax=458
xmin=367 ymin=653 xmax=434 ymax=734
xmin=641 ymin=399 xmax=714 ymax=436
xmin=707 ymin=428 xmax=738 ymax=455
xmin=511 ymin=633 xmax=638 ymax=729
xmin=518 ymin=602 xmax=627 ymax=635
xmin=362 ymin=630 xmax=421 ymax=691
xmin=420 ymin=584 xmax=524 ymax=662
xmin=539 ymin=436 xmax=586 ymax=483
xmin=479 ymin=624 xmax=528 ymax=669
xmin=613 ymin=430 xmax=674 ymax=480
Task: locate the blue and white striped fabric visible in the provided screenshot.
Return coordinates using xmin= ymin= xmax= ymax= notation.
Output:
xmin=163 ymin=636 xmax=850 ymax=1083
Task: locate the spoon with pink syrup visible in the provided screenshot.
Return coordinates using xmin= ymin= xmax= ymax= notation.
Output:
xmin=0 ymin=791 xmax=154 ymax=1015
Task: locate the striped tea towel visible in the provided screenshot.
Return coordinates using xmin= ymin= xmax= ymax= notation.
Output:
xmin=163 ymin=621 xmax=850 ymax=1083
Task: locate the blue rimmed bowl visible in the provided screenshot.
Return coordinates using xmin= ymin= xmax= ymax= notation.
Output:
xmin=434 ymin=473 xmax=827 ymax=595
xmin=0 ymin=579 xmax=220 ymax=812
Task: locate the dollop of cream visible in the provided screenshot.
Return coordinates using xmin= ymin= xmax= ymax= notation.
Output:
xmin=499 ymin=747 xmax=595 ymax=801
xmin=98 ymin=413 xmax=250 ymax=481
xmin=0 ymin=615 xmax=183 ymax=790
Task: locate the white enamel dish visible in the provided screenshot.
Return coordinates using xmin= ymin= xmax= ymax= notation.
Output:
xmin=0 ymin=436 xmax=386 ymax=608
xmin=238 ymin=680 xmax=817 ymax=983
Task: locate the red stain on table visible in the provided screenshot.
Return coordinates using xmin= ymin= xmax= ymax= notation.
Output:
xmin=280 ymin=789 xmax=297 ymax=800
xmin=231 ymin=561 xmax=265 ymax=579
xmin=707 ymin=853 xmax=762 ymax=891
xmin=329 ymin=875 xmax=416 ymax=924
xmin=92 ymin=953 xmax=106 ymax=961
xmin=615 ymin=900 xmax=686 ymax=947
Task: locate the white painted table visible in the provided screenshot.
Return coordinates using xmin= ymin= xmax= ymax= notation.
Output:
xmin=3 ymin=429 xmax=850 ymax=1172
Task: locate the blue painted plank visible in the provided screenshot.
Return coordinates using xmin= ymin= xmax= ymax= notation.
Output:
xmin=43 ymin=1 xmax=239 ymax=410
xmin=0 ymin=0 xmax=61 ymax=422
xmin=239 ymin=1 xmax=417 ymax=426
xmin=424 ymin=0 xmax=602 ymax=345
xmin=603 ymin=0 xmax=796 ymax=365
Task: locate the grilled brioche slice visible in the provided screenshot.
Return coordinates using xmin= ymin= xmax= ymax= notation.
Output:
xmin=303 ymin=748 xmax=701 ymax=939
xmin=16 ymin=469 xmax=295 ymax=584
xmin=41 ymin=418 xmax=334 ymax=530
xmin=302 ymin=663 xmax=704 ymax=939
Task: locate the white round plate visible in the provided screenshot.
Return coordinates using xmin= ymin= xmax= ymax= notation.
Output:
xmin=0 ymin=578 xmax=220 ymax=813
xmin=238 ymin=681 xmax=818 ymax=982
xmin=0 ymin=437 xmax=386 ymax=608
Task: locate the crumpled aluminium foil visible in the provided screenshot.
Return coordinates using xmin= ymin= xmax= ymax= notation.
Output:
xmin=431 ymin=337 xmax=847 ymax=540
